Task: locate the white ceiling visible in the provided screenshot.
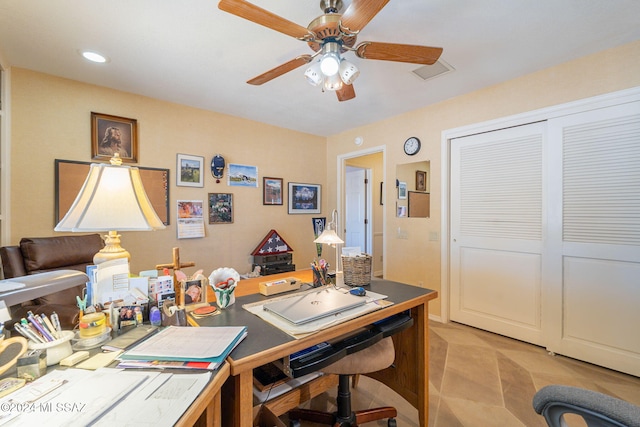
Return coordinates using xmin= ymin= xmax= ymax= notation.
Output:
xmin=1 ymin=0 xmax=639 ymax=137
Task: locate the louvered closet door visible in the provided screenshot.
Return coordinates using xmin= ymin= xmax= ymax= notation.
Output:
xmin=545 ymin=102 xmax=640 ymax=376
xmin=450 ymin=122 xmax=546 ymax=345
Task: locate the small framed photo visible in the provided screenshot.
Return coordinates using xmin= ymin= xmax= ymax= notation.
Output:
xmin=288 ymin=182 xmax=321 ymax=214
xmin=398 ymin=181 xmax=407 ymax=199
xmin=208 ymin=193 xmax=234 ymax=224
xmin=416 ymin=170 xmax=428 ymax=192
xmin=181 ymin=278 xmax=207 ymax=306
xmin=263 ymin=177 xmax=283 ymax=205
xmin=91 ymin=112 xmax=138 ymax=163
xmin=177 ymin=154 xmax=204 ymax=187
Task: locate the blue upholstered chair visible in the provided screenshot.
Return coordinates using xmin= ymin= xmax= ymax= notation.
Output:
xmin=533 ymin=384 xmax=640 ymax=427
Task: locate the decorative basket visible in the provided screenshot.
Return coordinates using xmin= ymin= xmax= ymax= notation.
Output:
xmin=341 ymin=254 xmax=372 ymax=287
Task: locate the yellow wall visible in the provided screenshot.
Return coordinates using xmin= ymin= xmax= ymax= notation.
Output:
xmin=326 ymin=40 xmax=640 ymax=317
xmin=9 ymin=68 xmax=326 ymax=276
xmin=7 ymin=41 xmax=640 ymax=316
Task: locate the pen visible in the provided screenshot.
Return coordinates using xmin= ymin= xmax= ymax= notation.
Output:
xmin=51 ymin=312 xmax=62 ymax=334
xmin=27 ymin=314 xmax=54 ymax=342
xmin=41 ymin=314 xmax=59 ymax=340
xmin=15 ymin=323 xmax=45 ymax=343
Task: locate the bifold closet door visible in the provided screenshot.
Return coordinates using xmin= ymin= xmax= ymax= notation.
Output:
xmin=450 ymin=122 xmax=545 ymax=345
xmin=545 ymin=101 xmax=640 ymax=376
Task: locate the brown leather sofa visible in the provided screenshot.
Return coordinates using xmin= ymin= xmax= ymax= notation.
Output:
xmin=0 ymin=234 xmax=104 ymax=328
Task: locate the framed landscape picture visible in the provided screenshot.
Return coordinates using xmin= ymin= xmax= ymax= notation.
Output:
xmin=208 ymin=193 xmax=234 ymax=224
xmin=263 ymin=177 xmax=283 ymax=205
xmin=177 ymin=154 xmax=204 ymax=187
xmin=288 ymin=182 xmax=321 ymax=214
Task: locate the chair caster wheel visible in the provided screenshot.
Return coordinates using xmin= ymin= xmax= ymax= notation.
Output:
xmin=289 ymin=420 xmax=301 ymax=427
xmin=388 ymin=418 xmax=397 ymax=427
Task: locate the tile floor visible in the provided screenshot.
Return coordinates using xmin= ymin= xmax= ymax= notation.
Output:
xmin=280 ymin=320 xmax=640 ymax=426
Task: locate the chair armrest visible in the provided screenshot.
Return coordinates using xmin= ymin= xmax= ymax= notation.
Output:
xmin=533 ymin=384 xmax=640 ymax=427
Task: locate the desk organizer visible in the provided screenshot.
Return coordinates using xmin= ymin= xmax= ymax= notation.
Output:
xmin=27 ymin=330 xmax=74 ymax=366
xmin=259 ymin=277 xmax=301 ymax=296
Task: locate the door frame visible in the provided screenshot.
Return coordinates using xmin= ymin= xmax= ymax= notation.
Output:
xmin=337 ymin=145 xmax=386 ymax=276
xmin=345 ymin=166 xmax=372 ymax=254
xmin=440 ymin=86 xmax=640 ymax=323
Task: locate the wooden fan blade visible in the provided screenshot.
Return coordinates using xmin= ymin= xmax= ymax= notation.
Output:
xmin=247 ymin=55 xmax=313 ymax=85
xmin=336 ymin=83 xmax=356 ymax=102
xmin=340 ymin=0 xmax=390 ymax=34
xmin=219 ymin=0 xmax=312 ymax=40
xmin=356 ymin=42 xmax=443 ymax=65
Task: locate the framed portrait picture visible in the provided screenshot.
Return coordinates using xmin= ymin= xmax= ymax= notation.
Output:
xmin=180 ymin=276 xmax=208 ymax=308
xmin=263 ymin=177 xmax=283 ymax=205
xmin=416 ymin=170 xmax=428 ymax=192
xmin=91 ymin=112 xmax=138 ymax=163
xmin=177 ymin=154 xmax=204 ymax=187
xmin=288 ymin=182 xmax=321 ymax=214
xmin=208 ymin=193 xmax=234 ymax=224
xmin=398 ymin=181 xmax=407 ymax=199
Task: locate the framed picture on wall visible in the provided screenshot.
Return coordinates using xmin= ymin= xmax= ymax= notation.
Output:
xmin=416 ymin=170 xmax=428 ymax=192
xmin=177 ymin=154 xmax=204 ymax=187
xmin=91 ymin=112 xmax=138 ymax=163
xmin=288 ymin=182 xmax=321 ymax=214
xmin=263 ymin=177 xmax=283 ymax=205
xmin=398 ymin=181 xmax=407 ymax=199
xmin=208 ymin=193 xmax=234 ymax=224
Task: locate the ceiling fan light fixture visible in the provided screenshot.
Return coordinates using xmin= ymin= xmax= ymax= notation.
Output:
xmin=339 ymin=59 xmax=359 ymax=85
xmin=304 ymin=62 xmax=323 ymax=86
xmin=319 ymin=42 xmax=341 ymax=76
xmin=323 ymin=72 xmax=343 ymax=91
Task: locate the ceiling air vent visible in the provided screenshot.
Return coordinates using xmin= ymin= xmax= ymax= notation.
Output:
xmin=411 ymin=59 xmax=454 ymax=81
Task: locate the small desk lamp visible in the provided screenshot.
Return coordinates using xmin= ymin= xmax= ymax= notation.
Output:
xmin=313 ymin=209 xmax=344 ymax=286
xmin=55 ymin=154 xmax=165 ymax=265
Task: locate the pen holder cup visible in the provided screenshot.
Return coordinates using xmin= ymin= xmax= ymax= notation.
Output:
xmin=212 ymin=284 xmax=237 ymax=309
xmin=27 ymin=330 xmax=74 ymax=366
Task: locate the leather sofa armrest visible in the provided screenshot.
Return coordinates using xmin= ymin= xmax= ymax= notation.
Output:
xmin=0 ymin=246 xmax=27 ymax=278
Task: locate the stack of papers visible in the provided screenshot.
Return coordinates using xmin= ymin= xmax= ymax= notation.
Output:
xmin=118 ymin=325 xmax=247 ymax=370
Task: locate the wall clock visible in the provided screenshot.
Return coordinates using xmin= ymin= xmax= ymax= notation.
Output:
xmin=404 ymin=137 xmax=421 ymax=156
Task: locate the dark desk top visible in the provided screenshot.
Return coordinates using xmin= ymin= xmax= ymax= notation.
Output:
xmin=194 ymin=279 xmax=436 ymax=373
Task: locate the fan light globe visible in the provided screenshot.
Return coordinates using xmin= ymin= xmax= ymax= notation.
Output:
xmin=304 ymin=62 xmax=323 ymax=86
xmin=339 ymin=59 xmax=360 ymax=85
xmin=323 ymin=73 xmax=343 ymax=91
xmin=320 ymin=53 xmax=340 ymax=76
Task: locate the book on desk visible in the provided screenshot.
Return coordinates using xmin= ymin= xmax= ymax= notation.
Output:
xmin=118 ymin=325 xmax=247 ymax=370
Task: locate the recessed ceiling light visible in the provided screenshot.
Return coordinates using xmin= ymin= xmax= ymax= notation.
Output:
xmin=80 ymin=50 xmax=109 ymax=63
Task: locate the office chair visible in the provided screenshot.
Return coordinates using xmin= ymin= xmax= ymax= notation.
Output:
xmin=533 ymin=384 xmax=640 ymax=427
xmin=288 ymin=336 xmax=397 ymax=427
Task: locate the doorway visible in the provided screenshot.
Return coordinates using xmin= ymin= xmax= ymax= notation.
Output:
xmin=338 ymin=147 xmax=385 ymax=278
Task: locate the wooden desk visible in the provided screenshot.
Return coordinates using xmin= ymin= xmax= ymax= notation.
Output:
xmin=176 ymin=363 xmax=229 ymax=427
xmin=197 ymin=271 xmax=437 ymax=427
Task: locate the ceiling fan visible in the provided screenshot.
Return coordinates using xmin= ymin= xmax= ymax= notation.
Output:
xmin=218 ymin=0 xmax=443 ymax=101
